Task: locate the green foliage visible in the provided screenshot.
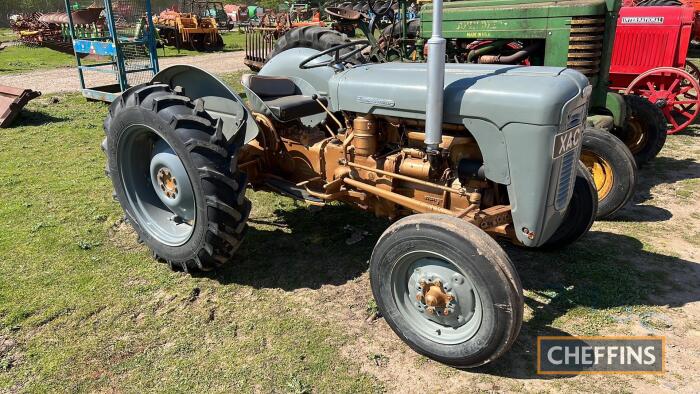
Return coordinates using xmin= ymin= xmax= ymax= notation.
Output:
xmin=257 ymin=0 xmax=289 ymax=10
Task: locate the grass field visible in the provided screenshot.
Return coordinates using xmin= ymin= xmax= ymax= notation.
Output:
xmin=0 ymin=29 xmax=246 ymax=76
xmin=0 ymin=91 xmax=380 ymax=392
xmin=0 ymin=68 xmax=699 ymax=391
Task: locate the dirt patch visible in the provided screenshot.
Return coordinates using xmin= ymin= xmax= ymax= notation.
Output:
xmin=0 ymin=51 xmax=248 ymax=95
xmin=107 ymin=220 xmax=142 ymax=253
xmin=0 ymin=336 xmax=22 ymax=372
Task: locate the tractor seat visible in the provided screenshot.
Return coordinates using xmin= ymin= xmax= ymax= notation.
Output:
xmin=243 ymin=75 xmax=328 ymax=122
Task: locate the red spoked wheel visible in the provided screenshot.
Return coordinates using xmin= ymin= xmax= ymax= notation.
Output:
xmin=625 ymin=67 xmax=700 ymax=135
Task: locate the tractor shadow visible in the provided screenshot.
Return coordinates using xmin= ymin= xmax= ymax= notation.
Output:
xmin=207 ymin=202 xmax=388 ymax=290
xmin=9 ymin=109 xmax=67 ymax=128
xmin=475 ymin=230 xmax=700 ymax=378
xmin=204 ymin=200 xmax=700 ymax=379
xmin=603 ymin=156 xmax=700 ymax=222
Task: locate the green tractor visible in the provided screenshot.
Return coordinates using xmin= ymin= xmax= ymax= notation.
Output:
xmin=269 ymin=0 xmax=657 ymax=219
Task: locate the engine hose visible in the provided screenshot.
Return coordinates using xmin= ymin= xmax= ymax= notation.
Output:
xmin=478 ymin=42 xmax=542 ymax=64
xmin=465 ymin=39 xmax=509 ymax=63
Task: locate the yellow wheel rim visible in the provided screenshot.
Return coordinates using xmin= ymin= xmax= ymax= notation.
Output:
xmin=624 ymin=118 xmax=647 ymax=155
xmin=581 ymin=150 xmax=615 ymax=200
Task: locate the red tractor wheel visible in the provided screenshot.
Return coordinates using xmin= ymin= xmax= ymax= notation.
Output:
xmin=625 ymin=67 xmax=700 ymax=135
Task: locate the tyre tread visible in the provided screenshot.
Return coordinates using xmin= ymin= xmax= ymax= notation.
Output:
xmin=103 ymin=84 xmax=250 ymax=271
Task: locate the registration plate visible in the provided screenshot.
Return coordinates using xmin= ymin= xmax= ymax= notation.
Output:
xmin=552 ymin=126 xmax=583 ymax=159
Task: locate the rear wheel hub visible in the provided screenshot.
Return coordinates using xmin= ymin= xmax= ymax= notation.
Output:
xmin=157 ymin=167 xmax=179 ymax=199
xmin=118 ymin=126 xmax=197 ymax=246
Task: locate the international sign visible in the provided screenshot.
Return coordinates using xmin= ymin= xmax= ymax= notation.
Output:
xmin=537 ymin=336 xmax=665 ymax=374
xmin=621 ymin=16 xmax=664 ymax=24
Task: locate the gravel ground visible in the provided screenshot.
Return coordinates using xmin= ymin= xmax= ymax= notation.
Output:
xmin=0 ymin=51 xmax=248 ymax=94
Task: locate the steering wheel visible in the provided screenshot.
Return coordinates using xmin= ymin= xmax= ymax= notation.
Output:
xmin=368 ymin=0 xmax=394 ymax=17
xmin=299 ymin=40 xmax=371 ymax=69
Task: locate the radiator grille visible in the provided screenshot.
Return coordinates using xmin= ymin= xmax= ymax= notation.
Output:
xmin=555 ymin=148 xmax=577 ymax=211
xmin=568 ymin=17 xmax=605 ymax=78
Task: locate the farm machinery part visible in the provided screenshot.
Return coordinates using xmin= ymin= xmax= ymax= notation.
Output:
xmin=224 ymin=4 xmax=249 ymax=29
xmin=243 ymin=9 xmax=329 ymax=71
xmin=64 ymin=0 xmax=160 ymax=103
xmin=623 ymin=0 xmax=700 ymax=41
xmin=182 ymin=0 xmax=230 ymax=30
xmin=243 ymin=0 xmax=412 ymax=69
xmin=609 ymin=5 xmax=699 ymax=134
xmin=102 ymin=0 xmax=598 ymax=366
xmin=243 ymin=12 xmax=294 ymax=71
xmin=153 ymin=9 xmax=224 ymax=51
xmin=287 ymin=1 xmax=326 ymax=27
xmin=9 ymin=8 xmax=105 ymax=55
xmin=323 ymin=0 xmax=419 ymax=60
xmin=0 ymin=86 xmax=41 ymax=128
xmin=264 ymin=0 xmax=639 ymax=219
xmin=324 ymin=2 xmax=407 ymax=62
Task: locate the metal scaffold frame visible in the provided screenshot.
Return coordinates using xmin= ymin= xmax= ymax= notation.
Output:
xmin=64 ymin=0 xmax=160 ymax=102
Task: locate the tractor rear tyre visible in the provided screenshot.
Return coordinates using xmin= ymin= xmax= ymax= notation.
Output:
xmin=370 ymin=214 xmax=523 ymax=368
xmin=542 ymin=161 xmax=598 ymax=249
xmin=614 ymin=94 xmax=667 ymax=167
xmin=102 ymin=83 xmax=251 ymax=272
xmin=204 ymin=33 xmax=225 ymax=51
xmin=267 ymin=26 xmax=367 ymax=65
xmin=580 ymin=128 xmax=637 ymax=219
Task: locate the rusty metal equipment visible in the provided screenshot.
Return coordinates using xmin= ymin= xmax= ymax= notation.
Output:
xmin=182 ymin=0 xmax=229 ymax=29
xmin=0 ymin=86 xmax=41 ymax=128
xmin=244 ymin=4 xmax=330 ymax=70
xmin=64 ymin=0 xmax=159 ymax=102
xmin=153 ymin=6 xmax=224 ymax=51
xmin=243 ymin=12 xmax=293 ymax=70
xmin=9 ymin=8 xmax=105 ymax=55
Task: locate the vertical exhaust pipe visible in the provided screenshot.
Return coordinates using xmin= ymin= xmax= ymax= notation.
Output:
xmin=424 ymin=0 xmax=446 ymax=153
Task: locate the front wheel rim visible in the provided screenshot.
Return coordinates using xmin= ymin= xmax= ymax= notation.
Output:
xmin=624 ymin=117 xmax=648 ymax=155
xmin=391 ymin=250 xmax=483 ymax=345
xmin=118 ymin=125 xmax=196 ymax=246
xmin=580 ymin=150 xmax=614 ymax=200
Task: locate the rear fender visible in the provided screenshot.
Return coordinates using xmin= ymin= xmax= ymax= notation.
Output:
xmin=151 ymin=65 xmax=259 ymax=144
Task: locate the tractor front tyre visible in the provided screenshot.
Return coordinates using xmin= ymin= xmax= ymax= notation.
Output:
xmin=370 ymin=214 xmax=524 ymax=368
xmin=542 ymin=161 xmax=598 ymax=249
xmin=614 ymin=94 xmax=667 ymax=167
xmin=102 ymin=83 xmax=251 ymax=272
xmin=580 ymin=128 xmax=637 ymax=219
